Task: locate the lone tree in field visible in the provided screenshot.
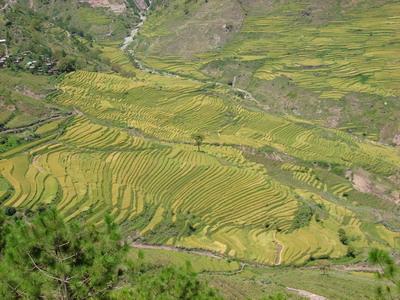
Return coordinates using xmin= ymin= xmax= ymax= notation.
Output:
xmin=191 ymin=133 xmax=204 ymax=152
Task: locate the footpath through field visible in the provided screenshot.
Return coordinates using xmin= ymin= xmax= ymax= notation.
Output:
xmin=131 ymin=241 xmax=328 ymax=299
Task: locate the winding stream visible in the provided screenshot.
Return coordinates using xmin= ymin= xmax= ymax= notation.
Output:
xmin=121 ymin=13 xmax=147 ymax=50
xmin=120 ymin=0 xmax=263 ymax=109
xmin=121 ymin=0 xmax=153 ymax=50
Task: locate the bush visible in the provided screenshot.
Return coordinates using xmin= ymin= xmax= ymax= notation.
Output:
xmin=346 ymin=246 xmax=356 ymax=258
xmin=4 ymin=206 xmax=16 ymax=216
xmin=290 ymin=203 xmax=313 ymax=231
xmin=57 ymin=57 xmax=77 ymax=73
xmin=338 ymin=228 xmax=349 ymax=245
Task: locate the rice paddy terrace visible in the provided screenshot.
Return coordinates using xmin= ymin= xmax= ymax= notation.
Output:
xmin=133 ymin=0 xmax=400 ymax=141
xmin=0 ymin=63 xmax=399 ymax=265
xmin=135 ymin=1 xmax=400 ymax=99
xmin=0 ymin=0 xmax=399 ymax=268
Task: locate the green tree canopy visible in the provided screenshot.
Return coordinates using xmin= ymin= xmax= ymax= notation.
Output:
xmin=191 ymin=134 xmax=204 ymax=152
xmin=0 ymin=207 xmax=222 ymax=299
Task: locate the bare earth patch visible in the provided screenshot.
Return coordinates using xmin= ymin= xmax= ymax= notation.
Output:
xmin=393 ymin=134 xmax=400 ymax=146
xmin=15 ymin=85 xmax=45 ymax=100
xmin=349 ymin=169 xmax=400 ymax=205
xmin=287 ymin=287 xmax=327 ymax=300
xmin=79 ymin=0 xmax=126 ymax=14
xmin=326 ymin=107 xmax=341 ymax=128
xmin=143 ymin=0 xmax=245 ymax=58
xmin=133 ymin=0 xmax=148 ymax=11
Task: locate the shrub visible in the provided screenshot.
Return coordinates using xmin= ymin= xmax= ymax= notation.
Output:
xmin=4 ymin=206 xmax=16 ymax=216
xmin=338 ymin=228 xmax=349 ymax=245
xmin=290 ymin=203 xmax=313 ymax=231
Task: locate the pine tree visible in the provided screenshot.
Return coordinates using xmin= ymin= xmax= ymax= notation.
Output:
xmin=0 ymin=207 xmax=223 ymax=299
xmin=0 ymin=208 xmax=129 ymax=299
xmin=368 ymin=248 xmax=400 ymax=299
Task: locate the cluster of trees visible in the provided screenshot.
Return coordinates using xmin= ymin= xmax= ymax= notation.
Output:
xmin=337 ymin=228 xmax=357 ymax=258
xmin=0 ymin=207 xmax=222 ymax=299
xmin=0 ymin=135 xmax=20 ymax=153
xmin=0 ymin=5 xmax=113 ymax=75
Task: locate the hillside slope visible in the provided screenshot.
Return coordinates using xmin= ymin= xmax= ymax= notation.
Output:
xmin=132 ymin=0 xmax=400 ymax=144
xmin=0 ymin=0 xmax=144 ymax=145
xmin=1 ymin=61 xmax=399 ymax=265
xmin=0 ymin=0 xmax=399 ymax=273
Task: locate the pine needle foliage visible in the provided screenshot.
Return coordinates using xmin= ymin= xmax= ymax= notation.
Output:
xmin=0 ymin=208 xmax=222 ymax=299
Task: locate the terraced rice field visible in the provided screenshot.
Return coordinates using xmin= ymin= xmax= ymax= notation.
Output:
xmin=1 ymin=66 xmax=399 ymax=265
xmin=244 ymin=2 xmax=400 ymax=99
xmin=0 ymin=116 xmax=300 ymax=263
xmin=136 ymin=2 xmax=400 ymax=100
xmin=281 ymin=163 xmax=327 ymax=191
xmin=56 ymin=71 xmax=400 ymax=176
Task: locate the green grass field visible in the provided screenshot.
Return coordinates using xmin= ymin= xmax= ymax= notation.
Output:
xmin=0 ymin=71 xmax=58 ymax=128
xmin=129 ymin=247 xmax=382 ymax=299
xmin=129 ymin=248 xmax=240 ymax=273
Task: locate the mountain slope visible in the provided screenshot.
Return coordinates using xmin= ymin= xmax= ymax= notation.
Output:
xmin=0 ymin=0 xmax=399 ymax=274
xmin=1 ymin=61 xmax=399 ymax=265
xmin=132 ymin=0 xmax=400 ymax=143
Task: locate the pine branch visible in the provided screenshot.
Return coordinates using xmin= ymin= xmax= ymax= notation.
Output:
xmin=27 ymin=252 xmax=68 ymax=283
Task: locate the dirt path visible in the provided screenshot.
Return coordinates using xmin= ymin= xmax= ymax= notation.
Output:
xmin=131 ymin=241 xmax=223 ymax=260
xmin=287 ymin=287 xmax=327 ymax=300
xmin=305 ymin=263 xmax=380 ymax=273
xmin=131 ymin=241 xmax=274 ymax=269
xmin=204 ymin=262 xmax=247 ymax=276
xmin=273 ymin=232 xmax=284 ymax=265
xmin=0 ymin=113 xmax=73 ymax=135
xmin=131 ymin=241 xmax=248 ymax=276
